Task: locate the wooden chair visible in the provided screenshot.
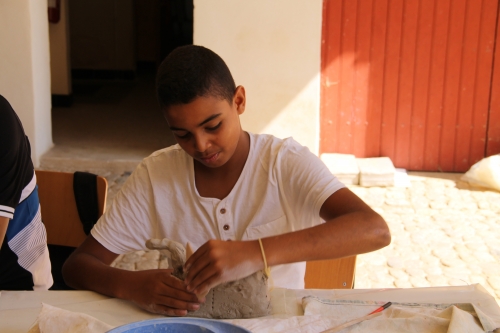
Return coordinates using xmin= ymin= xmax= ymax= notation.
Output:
xmin=305 ymin=256 xmax=357 ymax=289
xmin=35 ymin=170 xmax=107 ymax=289
xmin=35 ymin=170 xmax=107 ymax=247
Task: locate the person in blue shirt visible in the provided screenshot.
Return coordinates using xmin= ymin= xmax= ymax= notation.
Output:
xmin=0 ymin=95 xmax=53 ymax=290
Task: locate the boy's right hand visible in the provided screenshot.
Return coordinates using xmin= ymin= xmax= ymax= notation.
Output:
xmin=62 ymin=235 xmax=203 ymax=317
xmin=126 ymin=269 xmax=203 ymax=316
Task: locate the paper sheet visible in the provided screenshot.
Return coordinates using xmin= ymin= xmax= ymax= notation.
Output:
xmin=27 ymin=304 xmax=112 ymax=333
xmin=301 ymin=296 xmax=496 ymax=332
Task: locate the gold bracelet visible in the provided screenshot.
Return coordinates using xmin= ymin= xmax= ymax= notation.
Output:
xmin=258 ymin=238 xmax=271 ymax=278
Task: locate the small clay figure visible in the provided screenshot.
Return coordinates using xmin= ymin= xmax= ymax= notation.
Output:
xmin=146 ymin=238 xmax=271 ymax=319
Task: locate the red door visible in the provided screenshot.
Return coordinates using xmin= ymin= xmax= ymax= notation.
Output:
xmin=320 ymin=0 xmax=500 ymax=172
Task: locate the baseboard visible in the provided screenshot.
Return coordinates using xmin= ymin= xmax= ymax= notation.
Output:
xmin=51 ymin=94 xmax=73 ymax=107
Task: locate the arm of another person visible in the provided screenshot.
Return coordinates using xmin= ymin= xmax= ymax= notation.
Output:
xmin=0 ymin=216 xmax=9 ymax=247
xmin=184 ymin=188 xmax=391 ymax=295
xmin=62 ymin=235 xmax=202 ymax=316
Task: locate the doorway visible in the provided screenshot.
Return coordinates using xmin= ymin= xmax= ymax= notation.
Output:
xmin=48 ymin=0 xmax=193 ymax=167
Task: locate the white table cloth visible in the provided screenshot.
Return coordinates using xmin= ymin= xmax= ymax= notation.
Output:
xmin=1 ymin=284 xmax=499 ymax=332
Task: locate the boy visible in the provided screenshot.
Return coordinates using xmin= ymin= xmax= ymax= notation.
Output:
xmin=63 ymin=45 xmax=390 ymax=316
xmin=0 ymin=95 xmax=53 ymax=290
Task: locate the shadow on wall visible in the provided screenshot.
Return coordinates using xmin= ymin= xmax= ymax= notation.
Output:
xmin=194 ymin=0 xmax=323 ymax=151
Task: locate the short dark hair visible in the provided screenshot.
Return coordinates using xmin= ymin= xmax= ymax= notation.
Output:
xmin=156 ymin=45 xmax=236 ymax=110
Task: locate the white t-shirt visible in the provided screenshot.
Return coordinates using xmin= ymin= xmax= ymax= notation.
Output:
xmin=92 ymin=133 xmax=344 ymax=289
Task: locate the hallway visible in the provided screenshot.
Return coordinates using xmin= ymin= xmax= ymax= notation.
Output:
xmin=41 ymin=68 xmax=176 ymax=176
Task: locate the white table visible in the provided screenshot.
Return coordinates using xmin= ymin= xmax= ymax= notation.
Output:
xmin=1 ymin=284 xmax=500 ymax=332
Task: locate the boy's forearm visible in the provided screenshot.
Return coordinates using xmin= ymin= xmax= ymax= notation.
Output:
xmin=184 ymin=210 xmax=389 ymax=295
xmin=262 ymin=211 xmax=390 ymax=266
xmin=63 ymin=252 xmax=131 ymax=300
xmin=260 ymin=187 xmax=392 ymax=266
xmin=0 ymin=216 xmax=9 ymax=247
xmin=63 ymin=234 xmax=203 ymax=317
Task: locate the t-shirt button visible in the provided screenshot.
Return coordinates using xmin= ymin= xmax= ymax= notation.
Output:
xmin=223 ymin=224 xmax=230 ymax=231
xmin=220 ymin=208 xmax=226 ymax=214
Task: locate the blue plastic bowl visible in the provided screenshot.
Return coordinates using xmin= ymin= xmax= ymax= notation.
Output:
xmin=107 ymin=318 xmax=252 ymax=333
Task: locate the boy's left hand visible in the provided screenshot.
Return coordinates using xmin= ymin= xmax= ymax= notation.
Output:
xmin=183 ymin=240 xmax=262 ymax=296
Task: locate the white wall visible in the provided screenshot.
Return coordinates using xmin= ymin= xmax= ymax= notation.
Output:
xmin=0 ymin=0 xmax=53 ymax=167
xmin=194 ymin=0 xmax=322 ymax=153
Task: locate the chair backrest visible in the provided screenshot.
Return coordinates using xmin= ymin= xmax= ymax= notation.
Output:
xmin=35 ymin=170 xmax=108 ymax=247
xmin=305 ymin=256 xmax=357 ymax=289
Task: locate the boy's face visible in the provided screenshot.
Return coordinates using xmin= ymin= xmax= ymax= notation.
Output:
xmin=164 ymin=86 xmax=246 ymax=168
